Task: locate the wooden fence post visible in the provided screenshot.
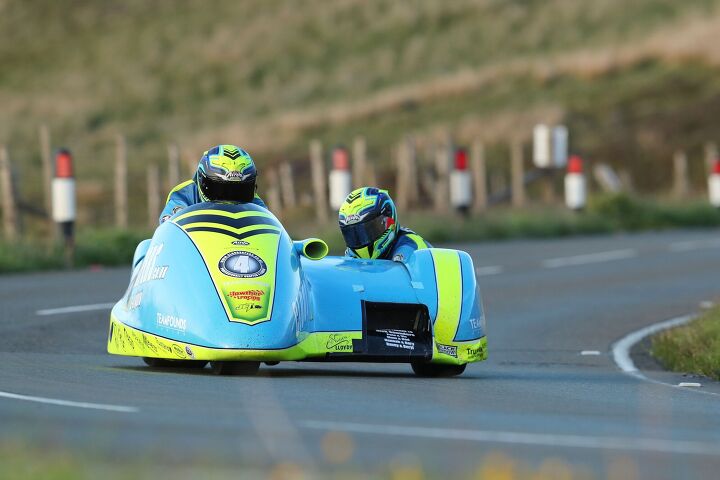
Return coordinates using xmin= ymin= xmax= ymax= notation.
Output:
xmin=115 ymin=134 xmax=128 ymax=228
xmin=511 ymin=140 xmax=526 ymax=208
xmin=352 ymin=136 xmax=367 ymax=189
xmin=672 ymin=150 xmax=689 ymax=199
xmin=434 ymin=144 xmax=450 ymax=213
xmin=705 ymin=142 xmax=718 ymax=171
xmin=39 ymin=125 xmax=53 ymax=220
xmin=310 ymin=140 xmax=328 ymax=222
xmin=471 ymin=140 xmax=487 ymax=212
xmin=279 ymin=162 xmax=296 ymax=208
xmin=0 ymin=146 xmax=18 ymax=241
xmin=265 ymin=168 xmax=282 ymax=215
xmin=147 ymin=163 xmax=160 ymax=228
xmin=167 ymin=143 xmax=180 ymax=189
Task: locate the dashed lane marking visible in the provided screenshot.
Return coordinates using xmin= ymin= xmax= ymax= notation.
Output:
xmin=0 ymin=390 xmax=138 ymax=413
xmin=542 ymin=249 xmax=637 ymax=269
xmin=475 ymin=266 xmax=504 ymax=276
xmin=36 ymin=302 xmax=115 ymax=316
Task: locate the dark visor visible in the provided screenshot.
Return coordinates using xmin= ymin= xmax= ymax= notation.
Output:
xmin=340 ymin=215 xmax=387 ymax=249
xmin=199 ymin=174 xmax=255 ymax=203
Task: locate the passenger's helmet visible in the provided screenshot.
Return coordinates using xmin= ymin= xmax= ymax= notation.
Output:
xmin=196 ymin=145 xmax=257 ymax=203
xmin=338 ymin=187 xmax=398 ymax=259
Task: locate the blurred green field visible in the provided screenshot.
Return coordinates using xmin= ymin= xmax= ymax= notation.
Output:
xmin=2 ymin=0 xmax=720 ymax=228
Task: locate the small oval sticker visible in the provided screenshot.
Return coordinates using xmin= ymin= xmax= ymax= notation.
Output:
xmin=219 ymin=251 xmax=267 ymax=278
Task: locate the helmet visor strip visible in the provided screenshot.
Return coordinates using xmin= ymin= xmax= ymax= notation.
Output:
xmin=199 ymin=175 xmax=255 ymax=203
xmin=340 ymin=215 xmax=388 ymax=249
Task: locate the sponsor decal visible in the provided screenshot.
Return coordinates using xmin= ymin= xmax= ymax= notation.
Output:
xmin=157 ymin=340 xmax=172 ymax=356
xmin=343 ymin=213 xmax=367 ymax=225
xmin=160 ymin=215 xmax=171 ymax=223
xmin=469 ymin=317 xmax=481 ymax=329
xmin=437 ymin=343 xmax=458 ymax=358
xmin=126 ymin=291 xmax=143 ymax=310
xmin=219 ymin=251 xmax=267 ymax=278
xmin=377 ymin=329 xmax=415 ymax=350
xmin=228 ymin=289 xmax=265 ymax=302
xmin=225 ymin=171 xmax=250 ymax=179
xmin=185 ymin=346 xmax=194 ymax=359
xmin=326 ymin=334 xmax=353 ymax=352
xmin=134 ymin=244 xmax=169 ymax=286
xmin=143 ymin=334 xmax=158 ymax=355
xmin=231 ymin=240 xmax=250 ymax=246
xmin=466 ymin=344 xmax=484 ymax=360
xmin=171 ymin=344 xmax=186 ymax=358
xmin=171 ymin=206 xmax=184 ymax=214
xmin=156 ymin=313 xmax=186 ymax=333
xmin=392 ymin=253 xmax=405 ymax=262
xmin=221 ymin=281 xmax=271 ymax=323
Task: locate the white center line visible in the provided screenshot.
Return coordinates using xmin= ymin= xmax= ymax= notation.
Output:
xmin=302 ymin=420 xmax=720 ymax=456
xmin=669 ymin=239 xmax=720 ymax=252
xmin=36 ymin=302 xmax=115 ymax=316
xmin=475 ymin=266 xmax=504 ymax=276
xmin=542 ymin=249 xmax=637 ymax=269
xmin=0 ymin=390 xmax=138 ymax=413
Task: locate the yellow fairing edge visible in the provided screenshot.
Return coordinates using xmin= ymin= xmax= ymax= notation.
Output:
xmin=173 ymin=209 xmax=274 ymax=223
xmin=107 ymin=316 xmax=362 ymax=361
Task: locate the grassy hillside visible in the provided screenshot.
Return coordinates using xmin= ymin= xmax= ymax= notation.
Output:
xmin=1 ymin=0 xmax=720 ymax=226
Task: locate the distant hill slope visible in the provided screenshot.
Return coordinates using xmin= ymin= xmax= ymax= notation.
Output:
xmin=1 ymin=0 xmax=720 ymax=211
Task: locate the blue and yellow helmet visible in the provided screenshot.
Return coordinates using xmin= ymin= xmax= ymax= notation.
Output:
xmin=338 ymin=187 xmax=398 ymax=259
xmin=196 ymin=144 xmax=257 ymax=202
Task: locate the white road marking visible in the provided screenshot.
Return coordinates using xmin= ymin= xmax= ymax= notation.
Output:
xmin=611 ymin=314 xmax=720 ymax=398
xmin=475 ymin=266 xmax=504 ymax=276
xmin=580 ymin=350 xmax=601 ymax=356
xmin=542 ymin=249 xmax=636 ymax=269
xmin=0 ymin=390 xmax=138 ymax=413
xmin=36 ymin=302 xmax=115 ymax=316
xmin=669 ymin=239 xmax=720 ymax=252
xmin=301 ymin=420 xmax=720 ymax=456
xmin=678 ymin=382 xmax=702 ymax=388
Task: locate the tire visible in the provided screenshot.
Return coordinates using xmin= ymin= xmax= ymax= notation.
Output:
xmin=143 ymin=357 xmax=208 ymax=369
xmin=210 ymin=361 xmax=261 ymax=376
xmin=411 ymin=362 xmax=466 ymax=377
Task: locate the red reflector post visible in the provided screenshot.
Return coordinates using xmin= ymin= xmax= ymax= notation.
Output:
xmin=713 ymin=158 xmax=720 ymax=175
xmin=567 ymin=155 xmax=583 ymax=174
xmin=55 ymin=149 xmax=74 ymax=178
xmin=454 ymin=148 xmax=468 ymax=171
xmin=332 ymin=147 xmax=350 ymax=171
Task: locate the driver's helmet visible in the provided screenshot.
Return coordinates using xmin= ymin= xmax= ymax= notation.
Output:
xmin=338 ymin=187 xmax=398 ymax=259
xmin=196 ymin=145 xmax=257 ymax=202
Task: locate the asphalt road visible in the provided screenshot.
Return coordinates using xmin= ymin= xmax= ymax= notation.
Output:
xmin=1 ymin=229 xmax=720 ymax=478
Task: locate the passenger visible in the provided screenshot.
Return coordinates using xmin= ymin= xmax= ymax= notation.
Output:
xmin=159 ymin=144 xmax=266 ymax=223
xmin=338 ymin=187 xmax=431 ymax=262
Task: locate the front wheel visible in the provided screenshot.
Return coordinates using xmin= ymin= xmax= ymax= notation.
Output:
xmin=210 ymin=361 xmax=261 ymax=376
xmin=411 ymin=362 xmax=466 ymax=377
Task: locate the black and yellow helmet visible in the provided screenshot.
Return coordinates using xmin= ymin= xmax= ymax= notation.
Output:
xmin=196 ymin=145 xmax=257 ymax=202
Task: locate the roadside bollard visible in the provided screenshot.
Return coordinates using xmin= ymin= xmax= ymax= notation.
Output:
xmin=564 ymin=155 xmax=586 ymax=211
xmin=52 ymin=148 xmax=76 ymax=267
xmin=450 ymin=148 xmax=472 ymax=214
xmin=329 ymin=146 xmax=352 ymax=211
xmin=710 ymin=158 xmax=720 ymax=208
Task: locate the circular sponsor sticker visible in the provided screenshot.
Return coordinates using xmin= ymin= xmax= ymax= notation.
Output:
xmin=219 ymin=251 xmax=267 ymax=278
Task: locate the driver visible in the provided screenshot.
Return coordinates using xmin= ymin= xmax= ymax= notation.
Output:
xmin=338 ymin=187 xmax=431 ymax=262
xmin=160 ymin=144 xmax=266 ymax=223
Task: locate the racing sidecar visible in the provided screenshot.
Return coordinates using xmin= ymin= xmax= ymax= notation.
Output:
xmin=107 ymin=202 xmax=487 ymax=376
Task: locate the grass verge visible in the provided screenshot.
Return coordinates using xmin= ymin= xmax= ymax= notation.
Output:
xmin=652 ymin=306 xmax=720 ymax=381
xmin=1 ymin=194 xmax=719 ymax=274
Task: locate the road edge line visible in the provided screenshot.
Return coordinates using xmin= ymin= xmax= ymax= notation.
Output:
xmin=611 ymin=313 xmax=720 ymax=397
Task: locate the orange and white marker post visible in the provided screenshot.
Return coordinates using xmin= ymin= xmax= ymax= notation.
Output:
xmin=51 ymin=148 xmax=76 ymax=266
xmin=709 ymin=158 xmax=720 ymax=208
xmin=564 ymin=155 xmax=586 ymax=211
xmin=329 ymin=146 xmax=352 ymax=211
xmin=450 ymin=148 xmax=472 ymax=214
